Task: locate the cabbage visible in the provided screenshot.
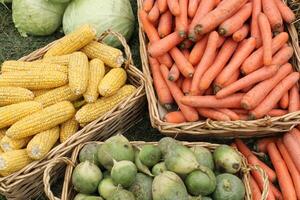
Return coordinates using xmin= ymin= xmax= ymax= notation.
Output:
xmin=63 ymin=0 xmax=135 ymax=47
xmin=12 ymin=0 xmax=67 ymax=37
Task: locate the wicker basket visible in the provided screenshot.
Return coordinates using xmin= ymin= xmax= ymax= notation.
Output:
xmin=43 ymin=140 xmax=269 ymax=200
xmin=0 ymin=30 xmax=145 ymax=200
xmin=138 ymin=0 xmax=300 ymax=138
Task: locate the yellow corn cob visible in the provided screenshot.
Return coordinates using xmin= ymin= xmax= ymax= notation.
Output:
xmin=0 ymin=129 xmax=5 ymax=141
xmin=26 ymin=127 xmax=59 ymax=160
xmin=0 ymin=71 xmax=68 ymax=90
xmin=84 ymin=59 xmax=105 ymax=103
xmin=40 ymin=54 xmax=71 ymax=65
xmin=0 ymin=87 xmax=34 ymax=106
xmin=69 ymin=52 xmax=89 ymax=95
xmin=0 ymin=101 xmax=43 ymax=129
xmin=98 ymin=68 xmax=127 ymax=97
xmin=59 ymin=117 xmax=79 ymax=143
xmin=73 ymin=99 xmax=86 ymax=109
xmin=32 ymin=89 xmax=51 ymax=97
xmin=6 ymin=101 xmax=75 ymax=139
xmin=44 ymin=25 xmax=96 ymax=58
xmin=35 ymin=85 xmax=81 ymax=107
xmin=0 ymin=136 xmax=31 ymax=152
xmin=1 ymin=61 xmax=68 ymax=74
xmin=0 ymin=148 xmax=3 ymax=155
xmin=76 ymin=85 xmax=136 ymax=124
xmin=0 ymin=149 xmax=33 ymax=176
xmin=81 ymin=41 xmax=124 ymax=68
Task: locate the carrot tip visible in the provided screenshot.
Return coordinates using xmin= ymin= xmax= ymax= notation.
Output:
xmin=248 ymin=114 xmax=256 ymax=120
xmin=188 ymin=73 xmax=194 ymax=78
xmin=188 ymin=34 xmax=196 ymax=42
xmin=168 ymin=76 xmax=175 ymax=81
xmin=213 ymin=85 xmax=222 ymax=94
xmin=194 ymin=25 xmax=202 ymax=34
xmin=178 ymin=31 xmax=187 ymax=38
xmin=218 ymin=28 xmax=226 ymax=36
xmin=241 ymin=102 xmax=250 ymax=110
xmin=164 ymin=103 xmax=173 ymax=110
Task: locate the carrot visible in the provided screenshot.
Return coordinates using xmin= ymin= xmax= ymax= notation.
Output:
xmin=218 ymin=3 xmax=252 ymax=36
xmin=238 ymin=114 xmax=248 ymax=120
xmin=270 ymin=182 xmax=284 ymax=200
xmin=168 ymin=64 xmax=180 ymax=81
xmin=181 ymin=49 xmax=190 ymax=59
xmin=258 ymin=13 xmax=273 ymax=66
xmin=167 ymin=0 xmax=180 ymax=16
xmin=267 ymin=142 xmax=297 ymax=200
xmin=158 ymin=0 xmax=168 ymax=13
xmin=204 ymin=86 xmax=214 ymax=95
xmin=280 ymin=91 xmax=289 ymax=109
xmin=241 ymin=32 xmax=289 ymax=75
xmin=197 ymin=108 xmax=231 ymax=121
xmin=194 ymin=0 xmax=248 ymax=35
xmin=277 ymin=139 xmax=300 ymax=200
xmin=149 ymin=57 xmax=174 ymax=108
xmin=191 ymin=31 xmax=219 ymax=95
xmin=231 ymin=143 xmax=238 ymax=148
xmin=188 ymin=0 xmax=200 ymax=18
xmin=182 ymin=78 xmax=192 ymax=95
xmin=181 ymin=93 xmax=244 ymax=108
xmin=251 ymin=0 xmax=262 ymax=48
xmin=232 ymin=109 xmax=248 ymax=115
xmin=273 ymin=0 xmax=296 ymax=23
xmin=288 ymin=85 xmax=300 ymax=113
xmin=158 ymin=11 xmax=173 ymax=38
xmin=189 ymin=35 xmax=209 ymax=65
xmin=164 ymin=111 xmax=187 ymax=123
xmin=283 ymin=130 xmax=300 ymax=172
xmin=148 ymin=2 xmax=160 ymax=23
xmin=255 ymin=137 xmax=278 ymax=153
xmin=262 ymin=0 xmax=283 ymax=31
xmin=143 ymin=0 xmax=154 ymax=12
xmin=176 ymin=0 xmax=188 ymax=38
xmin=292 ymin=128 xmax=300 ymax=143
xmin=241 ymin=84 xmax=253 ymax=93
xmin=241 ymin=63 xmax=292 ymax=110
xmin=251 ymin=167 xmax=276 ymax=200
xmin=216 ymin=65 xmax=278 ymax=99
xmin=218 ymin=109 xmax=240 ymax=120
xmin=217 ymin=36 xmax=226 ymax=48
xmin=249 ymin=176 xmax=262 ymax=200
xmin=214 ymin=37 xmax=256 ymax=88
xmin=272 ymin=46 xmax=294 ymax=66
xmin=179 ymin=39 xmax=193 ymax=49
xmin=176 ymin=75 xmax=184 ymax=88
xmin=169 ymin=47 xmax=195 ymax=78
xmin=232 ymin=24 xmax=249 ymax=42
xmin=250 ymin=72 xmax=300 ymax=119
xmin=267 ymin=109 xmax=288 ymax=117
xmin=214 ymin=70 xmax=240 ymax=93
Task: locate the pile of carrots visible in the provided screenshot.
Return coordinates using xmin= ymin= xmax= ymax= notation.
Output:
xmin=140 ymin=0 xmax=299 ymax=123
xmin=233 ymin=128 xmax=300 ymax=200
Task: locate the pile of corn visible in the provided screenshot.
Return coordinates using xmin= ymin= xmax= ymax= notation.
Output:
xmin=0 ymin=25 xmax=136 ymax=176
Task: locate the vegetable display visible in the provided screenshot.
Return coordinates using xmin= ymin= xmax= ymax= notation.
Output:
xmin=0 ymin=25 xmax=136 ymax=176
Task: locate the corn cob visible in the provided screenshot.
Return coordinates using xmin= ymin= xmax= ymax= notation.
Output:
xmin=73 ymin=99 xmax=86 ymax=109
xmin=0 ymin=71 xmax=68 ymax=90
xmin=6 ymin=101 xmax=75 ymax=139
xmin=26 ymin=127 xmax=59 ymax=160
xmin=84 ymin=59 xmax=105 ymax=103
xmin=59 ymin=117 xmax=79 ymax=143
xmin=32 ymin=89 xmax=51 ymax=97
xmin=1 ymin=61 xmax=68 ymax=74
xmin=76 ymin=85 xmax=136 ymax=123
xmin=0 ymin=101 xmax=43 ymax=129
xmin=98 ymin=68 xmax=127 ymax=97
xmin=0 ymin=136 xmax=31 ymax=152
xmin=0 ymin=149 xmax=33 ymax=176
xmin=0 ymin=87 xmax=34 ymax=106
xmin=44 ymin=25 xmax=96 ymax=58
xmin=0 ymin=148 xmax=3 ymax=155
xmin=81 ymin=41 xmax=124 ymax=68
xmin=35 ymin=85 xmax=81 ymax=107
xmin=39 ymin=54 xmax=71 ymax=65
xmin=0 ymin=129 xmax=5 ymax=141
xmin=69 ymin=52 xmax=89 ymax=95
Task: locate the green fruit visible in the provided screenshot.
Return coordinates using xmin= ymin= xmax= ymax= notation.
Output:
xmin=72 ymin=161 xmax=103 ymax=194
xmin=138 ymin=145 xmax=161 ymax=167
xmin=107 ymin=189 xmax=135 ymax=200
xmin=98 ymin=135 xmax=134 ymax=170
xmin=202 ymin=197 xmax=213 ymax=200
xmin=111 ymin=160 xmax=137 ymax=188
xmin=213 ymin=145 xmax=242 ymax=174
xmin=185 ymin=167 xmax=216 ymax=196
xmin=158 ymin=137 xmax=178 ymax=155
xmin=103 ymin=171 xmax=111 ymax=179
xmin=98 ymin=178 xmax=118 ymax=199
xmin=212 ymin=173 xmax=245 ymax=200
xmin=152 ymin=162 xmax=167 ymax=176
xmin=79 ymin=143 xmax=101 ymax=166
xmin=134 ymin=150 xmax=153 ymax=177
xmin=152 ymin=171 xmax=189 ymax=200
xmin=74 ymin=193 xmax=88 ymax=200
xmin=188 ymin=195 xmax=202 ymax=200
xmin=83 ymin=196 xmax=103 ymax=200
xmin=129 ymin=173 xmax=153 ymax=200
xmin=190 ymin=146 xmax=214 ymax=170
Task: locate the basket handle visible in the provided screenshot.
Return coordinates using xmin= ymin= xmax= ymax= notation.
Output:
xmin=98 ymin=30 xmax=133 ymax=69
xmin=43 ymin=157 xmax=74 ymax=200
xmin=250 ymin=165 xmax=269 ymax=200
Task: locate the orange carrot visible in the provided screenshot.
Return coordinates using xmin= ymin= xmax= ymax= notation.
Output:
xmin=218 ymin=3 xmax=252 ymax=36
xmin=258 ymin=13 xmax=273 ymax=66
xmin=288 ymin=85 xmax=300 ymax=113
xmin=232 ymin=24 xmax=250 ymax=42
xmin=148 ymin=32 xmax=184 ymax=57
xmin=241 ymin=63 xmax=293 ymax=110
xmin=181 ymin=49 xmax=190 ymax=59
xmin=181 ymin=93 xmax=244 ymax=108
xmin=204 ymin=86 xmax=214 ymax=95
xmin=273 ymin=0 xmax=296 ymax=23
xmin=179 ymin=39 xmax=193 ymax=49
xmin=232 ymin=109 xmax=248 ymax=115
xmin=283 ymin=130 xmax=300 ymax=172
xmin=215 ymin=37 xmax=256 ymax=88
xmin=214 ymin=70 xmax=240 ymax=94
xmin=149 ymin=57 xmax=174 ymax=108
xmin=280 ymin=91 xmax=289 ymax=109
xmin=250 ymin=72 xmax=300 ymax=119
xmin=189 ymin=35 xmax=209 ymax=65
xmin=197 ymin=108 xmax=231 ymax=121
xmin=194 ymin=0 xmax=248 ymax=35
xmin=238 ymin=114 xmax=248 ymax=120
xmin=176 ymin=0 xmax=188 ymax=38
xmin=216 ymin=65 xmax=278 ymax=99
xmin=267 ymin=109 xmax=288 ymax=117
xmin=160 ymin=64 xmax=199 ymax=122
xmin=191 ymin=31 xmax=219 ymax=95
xmin=188 ymin=0 xmax=200 ymax=18
xmin=272 ymin=46 xmax=294 ymax=66
xmin=217 ymin=36 xmax=226 ymax=48
xmin=182 ymin=78 xmax=192 ymax=95
xmin=251 ymin=0 xmax=262 ymax=48
xmin=277 ymin=139 xmax=300 ymax=200
xmin=270 ymin=182 xmax=284 ymax=200
xmin=158 ymin=0 xmax=168 ymax=13
xmin=169 ymin=47 xmax=195 ymax=78
xmin=218 ymin=109 xmax=240 ymax=120
xmin=167 ymin=0 xmax=181 ymax=16
xmin=148 ymin=2 xmax=160 ymax=23
xmin=255 ymin=137 xmax=278 ymax=153
xmin=176 ymin=75 xmax=184 ymax=88
xmin=158 ymin=11 xmax=173 ymax=38
xmin=143 ymin=0 xmax=154 ymax=12
xmin=241 ymin=32 xmax=289 ymax=75
xmin=241 ymin=84 xmax=253 ymax=93
xmin=267 ymin=142 xmax=297 ymax=200
xmin=249 ymin=176 xmax=262 ymax=200
xmin=168 ymin=64 xmax=180 ymax=81
xmin=164 ymin=111 xmax=187 ymax=123
xmin=292 ymin=128 xmax=300 ymax=143
xmin=262 ymin=0 xmax=283 ymax=31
